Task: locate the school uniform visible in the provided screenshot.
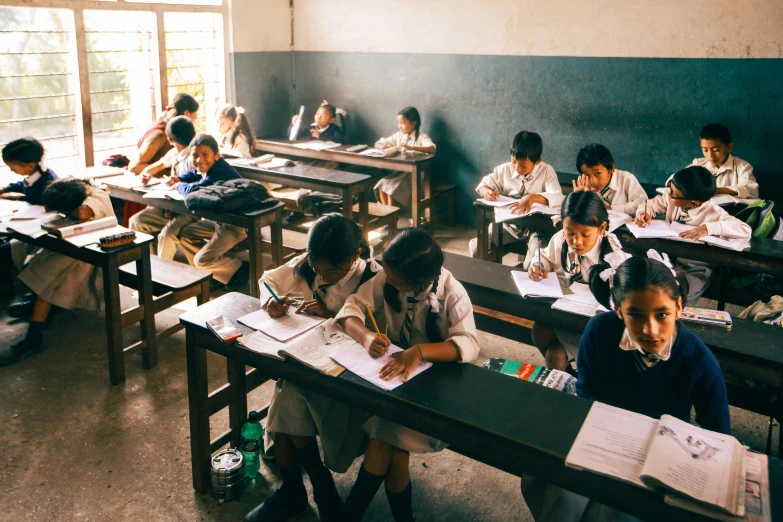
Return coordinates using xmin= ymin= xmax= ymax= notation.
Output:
xmin=373 ymin=131 xmax=436 ymax=206
xmin=288 ymin=122 xmax=345 ymax=144
xmin=129 ymin=146 xmax=196 ymax=259
xmin=178 ymin=158 xmax=247 ymax=284
xmin=521 ymin=313 xmax=730 ymax=522
xmin=597 ymin=169 xmax=647 ymax=215
xmin=469 ymin=161 xmax=563 ymax=259
xmin=690 ymin=155 xmax=758 ymax=199
xmin=335 ymin=267 xmax=480 ymax=453
xmin=263 ymin=254 xmax=381 ymax=472
xmin=641 ymin=190 xmax=752 ymax=303
xmin=3 ymin=168 xmax=58 ymax=206
xmin=535 ymin=230 xmax=629 ymax=361
xmin=218 ymin=132 xmax=251 ymax=158
xmin=18 ymin=187 xmax=114 ymax=311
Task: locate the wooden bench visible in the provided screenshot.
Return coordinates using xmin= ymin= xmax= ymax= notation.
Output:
xmin=119 ymin=256 xmax=212 ymax=342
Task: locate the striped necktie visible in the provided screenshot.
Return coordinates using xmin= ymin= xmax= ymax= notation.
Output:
xmin=399 ymin=296 xmax=417 ymax=348
xmin=567 ymin=254 xmax=584 ymax=283
xmin=599 ymin=185 xmax=613 ymax=205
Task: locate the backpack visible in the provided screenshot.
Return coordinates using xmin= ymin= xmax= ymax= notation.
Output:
xmin=184 ymin=179 xmax=275 ymax=214
xmin=735 ymin=199 xmax=780 ymax=239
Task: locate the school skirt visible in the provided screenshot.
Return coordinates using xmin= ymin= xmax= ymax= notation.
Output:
xmin=265 ymin=379 xmax=369 ymax=473
xmin=363 ymin=416 xmax=448 ymax=454
xmin=374 ymin=171 xmax=411 ymax=205
xmin=19 ymin=250 xmax=103 ymax=311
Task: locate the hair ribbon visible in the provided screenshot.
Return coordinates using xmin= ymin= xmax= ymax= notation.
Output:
xmin=646 ymin=249 xmax=679 ymax=284
xmin=235 ymin=106 xmax=245 ymax=114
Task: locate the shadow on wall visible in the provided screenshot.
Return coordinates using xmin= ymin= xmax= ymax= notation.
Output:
xmin=429 ymin=111 xmax=480 ymax=220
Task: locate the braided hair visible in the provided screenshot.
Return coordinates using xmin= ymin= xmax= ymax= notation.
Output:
xmin=398 ymin=106 xmax=422 ymax=142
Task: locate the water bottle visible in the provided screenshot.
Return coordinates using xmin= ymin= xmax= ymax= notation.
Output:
xmin=240 ymin=411 xmax=264 ymax=480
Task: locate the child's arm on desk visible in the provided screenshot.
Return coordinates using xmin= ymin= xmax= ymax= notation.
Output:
xmin=379 ymin=341 xmax=460 ymax=382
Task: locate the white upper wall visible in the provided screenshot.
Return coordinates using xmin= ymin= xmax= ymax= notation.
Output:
xmin=231 ymin=0 xmax=291 ymax=53
xmin=286 ymin=0 xmax=783 ymax=58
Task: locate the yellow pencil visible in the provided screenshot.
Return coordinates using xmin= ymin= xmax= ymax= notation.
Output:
xmin=366 ymin=304 xmax=382 ymax=338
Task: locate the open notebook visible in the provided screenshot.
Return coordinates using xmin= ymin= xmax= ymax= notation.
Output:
xmin=566 ymin=402 xmax=746 ymax=519
xmin=237 ymin=306 xmax=325 ymax=343
xmin=495 ymin=203 xmax=560 ymax=223
xmin=329 ymin=341 xmax=432 ymax=391
xmin=510 ymin=270 xmax=564 ymax=299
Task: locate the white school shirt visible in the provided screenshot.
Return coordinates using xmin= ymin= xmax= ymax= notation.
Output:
xmin=689 ymin=155 xmax=758 ymax=199
xmin=375 ymin=131 xmax=436 ymax=151
xmin=536 ymin=230 xmax=628 ymax=282
xmin=335 ymin=267 xmax=480 ymax=363
xmin=260 ymin=253 xmax=380 ymax=314
xmin=218 ymin=132 xmax=251 ymax=158
xmin=641 ymin=190 xmax=752 ymax=239
xmin=475 ymin=161 xmax=564 ymax=207
xmin=599 ymin=169 xmax=647 ymax=215
xmin=161 ymin=145 xmax=193 ymax=177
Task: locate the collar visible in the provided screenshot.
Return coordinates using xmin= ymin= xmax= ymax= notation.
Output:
xmin=713 ymin=154 xmax=736 ymax=175
xmin=619 ymin=327 xmax=676 ymax=366
xmin=24 ymin=171 xmax=42 ymax=187
xmin=605 ymin=170 xmax=621 ymax=192
xmin=511 ymin=162 xmax=539 ymax=182
xmin=316 ymin=124 xmax=330 ymax=132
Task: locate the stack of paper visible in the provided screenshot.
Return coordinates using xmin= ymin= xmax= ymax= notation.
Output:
xmin=237 ymin=307 xmax=326 ymax=343
xmin=510 ymin=270 xmax=564 ymax=298
xmin=330 ymin=342 xmax=432 ymax=391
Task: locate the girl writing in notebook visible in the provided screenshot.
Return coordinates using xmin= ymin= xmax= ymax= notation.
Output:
xmin=245 ymin=214 xmax=380 ymax=522
xmin=374 ymin=107 xmax=437 ymax=208
xmin=335 ymin=228 xmax=479 ymax=522
xmin=521 ymin=254 xmax=730 ymax=522
xmin=215 ymin=104 xmax=256 ymax=158
xmin=2 ymin=179 xmax=115 ymax=367
xmin=528 ymin=191 xmax=629 ymax=373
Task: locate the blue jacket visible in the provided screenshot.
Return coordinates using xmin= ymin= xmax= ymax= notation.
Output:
xmin=3 ymin=168 xmax=58 ymax=206
xmin=576 ymin=312 xmax=731 ymax=434
xmin=177 ymin=157 xmax=241 ymax=197
xmin=287 ymin=122 xmax=345 ymax=144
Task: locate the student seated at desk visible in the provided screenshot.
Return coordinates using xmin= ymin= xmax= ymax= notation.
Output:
xmin=374 ymin=107 xmax=437 ymax=208
xmin=2 ymin=180 xmax=114 ymax=367
xmin=1 ymin=138 xmax=59 ymax=298
xmin=245 ymin=214 xmax=380 ymax=522
xmin=572 ymin=143 xmax=646 ymax=215
xmin=635 ymin=166 xmax=752 ymax=304
xmin=129 ymin=116 xmax=197 ymax=260
xmin=335 ymin=229 xmax=480 ymax=522
xmin=288 ymin=102 xmax=345 ymax=144
xmin=528 ymin=191 xmax=629 ymax=373
xmin=521 ymin=255 xmax=730 ymax=522
xmin=215 ymin=103 xmax=255 ymax=158
xmin=469 ymin=131 xmax=563 ymax=261
xmin=175 ymin=134 xmax=250 ymax=290
xmin=689 ymin=123 xmax=758 ymax=199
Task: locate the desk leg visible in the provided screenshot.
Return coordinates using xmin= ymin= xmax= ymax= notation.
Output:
xmin=270 ymin=212 xmax=284 ymax=268
xmin=359 ymin=186 xmax=370 ymax=238
xmin=494 ymin=221 xmax=504 ymax=264
xmin=186 ymin=330 xmax=212 ymax=493
xmin=422 ymin=165 xmax=432 ymax=231
xmin=103 ymin=257 xmax=125 ymax=385
xmin=411 ymin=165 xmax=420 ymax=229
xmin=227 ymin=358 xmax=248 ymax=449
xmin=248 ymin=219 xmax=263 ymax=299
xmin=342 ymin=188 xmax=354 ymax=221
xmin=136 ymin=243 xmax=157 ymax=370
xmin=476 ymin=207 xmax=489 ymax=260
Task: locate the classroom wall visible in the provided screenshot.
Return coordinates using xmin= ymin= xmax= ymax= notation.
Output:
xmin=230 ymin=0 xmax=783 ymax=221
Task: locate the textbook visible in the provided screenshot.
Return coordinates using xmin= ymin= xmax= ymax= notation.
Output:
xmin=330 ymin=340 xmax=432 ymax=391
xmin=510 ymin=270 xmax=564 ymax=299
xmin=711 ymin=195 xmax=757 ymax=207
xmin=566 ymin=402 xmax=746 ymax=519
xmin=669 ymin=222 xmax=750 ymax=252
xmin=551 ymin=282 xmax=608 ymax=317
xmin=237 ymin=322 xmax=345 ymax=377
xmin=482 ymin=358 xmax=576 ymax=395
xmin=237 ymin=306 xmax=326 ymax=343
xmin=679 ymin=307 xmax=733 ymax=328
xmin=359 ymin=146 xmax=399 ymax=158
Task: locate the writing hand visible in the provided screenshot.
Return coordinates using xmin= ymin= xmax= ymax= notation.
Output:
xmin=166 ymin=176 xmax=180 ymax=187
xmin=379 ymin=347 xmax=423 ymax=382
xmin=634 ymin=211 xmax=651 ymax=227
xmin=365 ymin=333 xmax=391 ymax=358
xmin=480 ymin=188 xmax=499 ymax=201
xmin=528 ymin=263 xmax=548 ymax=282
xmin=267 ymin=296 xmax=292 ymax=318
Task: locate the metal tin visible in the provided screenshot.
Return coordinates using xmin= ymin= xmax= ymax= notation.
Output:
xmin=210 ymin=448 xmax=245 ymax=503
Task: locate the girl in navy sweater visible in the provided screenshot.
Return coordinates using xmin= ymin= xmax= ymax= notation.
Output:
xmin=521 ymin=254 xmax=730 ymax=522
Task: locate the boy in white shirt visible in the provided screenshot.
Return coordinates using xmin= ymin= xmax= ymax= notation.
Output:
xmin=689 ymin=123 xmax=758 ymax=199
xmin=469 ymin=131 xmax=563 ymax=259
xmin=636 ymin=165 xmax=752 ymax=303
xmin=572 ymin=143 xmax=647 ymax=215
xmin=129 ymin=116 xmax=197 ymax=259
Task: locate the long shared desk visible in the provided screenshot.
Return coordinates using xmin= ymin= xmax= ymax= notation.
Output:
xmin=254 ymin=138 xmax=436 ymax=229
xmin=179 ymin=292 xmax=782 ymax=522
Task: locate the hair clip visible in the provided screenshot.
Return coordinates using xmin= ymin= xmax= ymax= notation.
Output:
xmin=235 ymin=106 xmax=245 ymax=114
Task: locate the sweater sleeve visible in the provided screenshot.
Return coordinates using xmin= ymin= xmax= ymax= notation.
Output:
xmin=3 ymin=180 xmax=26 ymax=194
xmin=691 ymin=350 xmax=731 ymax=434
xmin=575 ymin=316 xmax=601 ymax=399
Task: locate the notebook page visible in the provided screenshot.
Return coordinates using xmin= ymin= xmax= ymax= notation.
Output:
xmin=237 ymin=307 xmax=325 ymax=343
xmin=510 ymin=270 xmax=564 ymax=298
xmin=607 ymin=211 xmax=633 ymax=232
xmin=330 ymin=342 xmax=432 ymax=391
xmin=236 ymin=331 xmax=285 ymax=359
xmin=626 ymin=220 xmax=680 ymax=239
xmin=495 ymin=203 xmax=559 ymax=223
xmin=477 ymin=194 xmax=517 ymax=207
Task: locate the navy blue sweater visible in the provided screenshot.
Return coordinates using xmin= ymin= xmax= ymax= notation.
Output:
xmin=576 ymin=312 xmax=730 ymax=434
xmin=177 ymin=157 xmax=241 ymax=197
xmin=3 ymin=169 xmax=58 ymax=206
xmin=287 ymin=122 xmax=345 ymax=144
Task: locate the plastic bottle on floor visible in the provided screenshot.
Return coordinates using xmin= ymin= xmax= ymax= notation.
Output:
xmin=240 ymin=411 xmax=264 ymax=480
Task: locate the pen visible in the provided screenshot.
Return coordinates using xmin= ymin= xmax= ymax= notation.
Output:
xmin=263 ymin=281 xmax=283 ymax=304
xmin=366 ymin=304 xmax=382 ymax=339
xmin=538 ymin=243 xmax=541 ymax=273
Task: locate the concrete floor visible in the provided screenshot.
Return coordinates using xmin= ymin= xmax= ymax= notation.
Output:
xmin=0 ymin=223 xmax=778 ymax=522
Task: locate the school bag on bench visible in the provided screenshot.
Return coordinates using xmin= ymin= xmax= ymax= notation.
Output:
xmin=728 ymin=200 xmax=783 ymax=290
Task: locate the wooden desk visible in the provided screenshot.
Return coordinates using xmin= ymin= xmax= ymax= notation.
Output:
xmin=102 ymin=180 xmax=285 ymax=299
xmin=7 ymin=223 xmax=156 ymax=385
xmin=474 ymin=200 xmax=560 ymax=261
xmin=179 ymin=293 xmax=783 ymax=522
xmin=228 ymin=161 xmax=373 ymax=237
xmin=254 ymin=139 xmax=435 ymax=229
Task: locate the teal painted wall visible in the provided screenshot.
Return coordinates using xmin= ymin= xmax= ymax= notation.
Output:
xmin=232 ymin=51 xmax=783 ymax=223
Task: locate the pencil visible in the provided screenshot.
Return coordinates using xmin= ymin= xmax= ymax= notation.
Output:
xmin=263 ymin=281 xmax=283 ymax=304
xmin=366 ymin=304 xmax=382 ymax=338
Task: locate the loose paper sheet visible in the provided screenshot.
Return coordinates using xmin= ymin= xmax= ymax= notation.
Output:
xmin=330 ymin=342 xmax=432 ymax=391
xmin=626 ymin=219 xmax=680 ymax=239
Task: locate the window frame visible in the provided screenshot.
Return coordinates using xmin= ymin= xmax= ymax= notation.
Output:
xmin=1 ymin=0 xmax=230 ymax=167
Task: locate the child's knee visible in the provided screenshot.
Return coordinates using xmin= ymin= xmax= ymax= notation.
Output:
xmin=531 ymin=322 xmax=555 ymax=348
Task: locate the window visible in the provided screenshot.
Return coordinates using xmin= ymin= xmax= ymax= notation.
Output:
xmin=84 ymin=10 xmax=160 ymax=166
xmin=0 ymin=7 xmax=81 ymax=174
xmin=165 ymin=12 xmax=224 ymax=133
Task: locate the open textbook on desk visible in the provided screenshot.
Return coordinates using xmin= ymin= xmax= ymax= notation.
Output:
xmin=566 ymin=402 xmax=748 ymax=519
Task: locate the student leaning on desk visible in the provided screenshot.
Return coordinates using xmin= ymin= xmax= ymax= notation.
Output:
xmin=521 ymin=254 xmax=730 ymax=522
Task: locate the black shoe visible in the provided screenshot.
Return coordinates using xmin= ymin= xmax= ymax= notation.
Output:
xmin=0 ymin=337 xmax=45 ymax=367
xmin=227 ymin=261 xmax=250 ymax=290
xmin=8 ymin=297 xmax=34 ymax=318
xmin=284 ymin=212 xmax=305 ymax=225
xmin=244 ymin=487 xmax=307 ymax=522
